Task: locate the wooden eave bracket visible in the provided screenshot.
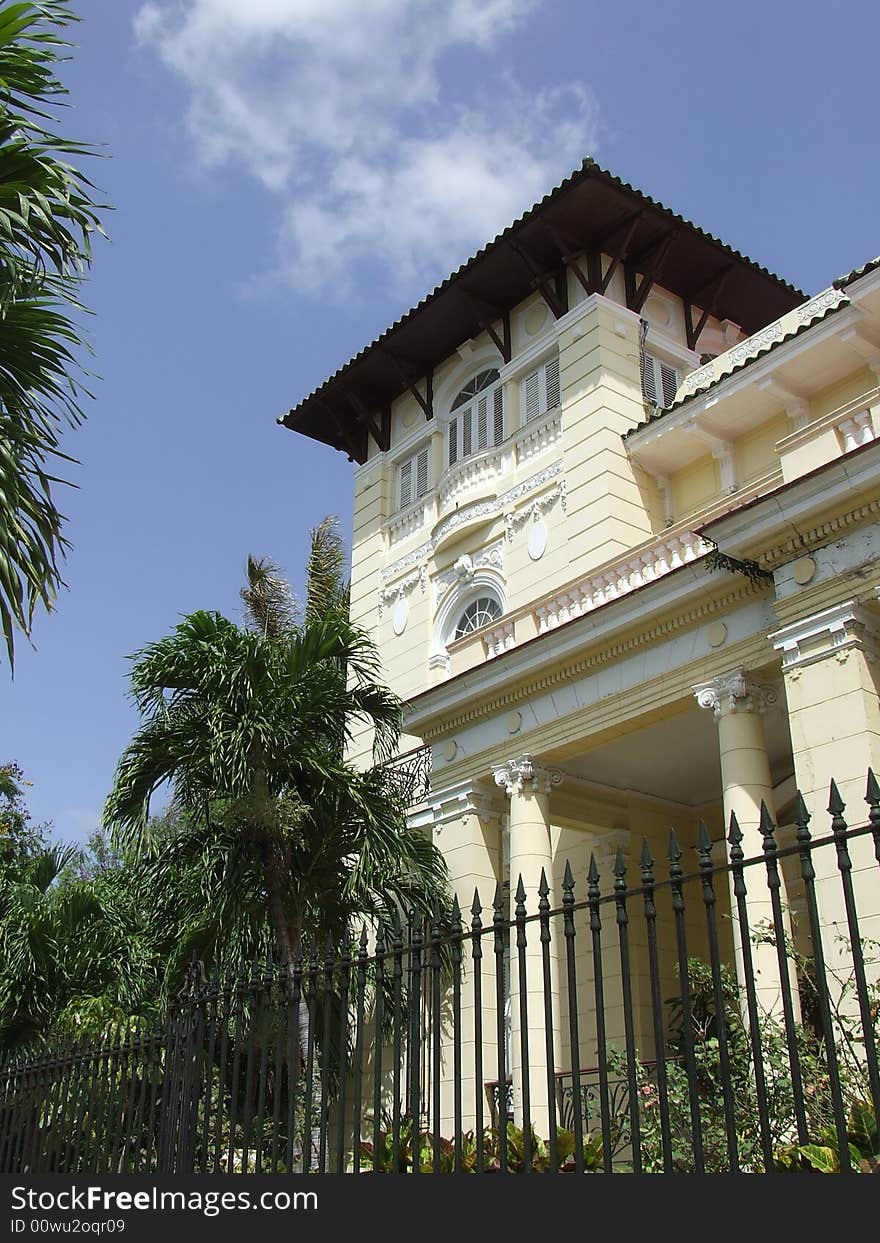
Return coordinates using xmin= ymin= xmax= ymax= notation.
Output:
xmin=624 ymin=228 xmax=680 ymax=314
xmin=457 ymin=287 xmax=512 ymax=363
xmin=383 ymin=352 xmax=434 ymax=420
xmin=683 ymin=266 xmax=734 ymax=351
xmin=342 ymin=388 xmax=391 ymax=454
xmin=593 ymin=209 xmax=644 ymax=296
xmin=317 ymin=399 xmax=368 ymax=463
xmin=507 ymin=238 xmax=568 ymax=320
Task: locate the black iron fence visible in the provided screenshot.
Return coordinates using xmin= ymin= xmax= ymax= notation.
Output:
xmin=2 ymin=776 xmax=879 ymax=1175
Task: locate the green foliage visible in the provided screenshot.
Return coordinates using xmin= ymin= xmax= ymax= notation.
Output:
xmin=357 ymin=1117 xmax=595 ymax=1173
xmin=0 ymin=758 xmax=46 ymax=854
xmin=0 ymin=0 xmax=107 ymax=666
xmin=104 ymin=524 xmax=450 ymax=971
xmin=618 ymin=950 xmax=880 ymax=1173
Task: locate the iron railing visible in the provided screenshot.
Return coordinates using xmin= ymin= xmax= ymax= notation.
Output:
xmin=381 ymin=745 xmax=432 ymax=807
xmin=2 ymin=774 xmax=879 ymax=1174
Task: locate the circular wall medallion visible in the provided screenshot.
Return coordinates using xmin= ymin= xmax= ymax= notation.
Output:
xmin=392 ymin=598 xmax=408 ymax=636
xmin=792 ymin=556 xmax=816 ymax=586
xmin=706 ymin=621 xmax=727 ymax=648
xmin=440 ymin=739 xmax=458 ymax=762
xmin=506 ymin=711 xmax=522 ymax=735
xmin=645 ymin=295 xmax=671 ymax=327
xmin=524 ymin=303 xmax=549 ymax=336
xmin=527 ymin=519 xmax=547 ymax=561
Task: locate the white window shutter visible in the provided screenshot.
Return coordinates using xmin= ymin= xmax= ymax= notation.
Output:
xmin=476 ymin=395 xmax=488 ymax=450
xmin=493 ymin=387 xmax=504 ymax=444
xmin=416 ymin=446 xmax=429 ymax=497
xmin=659 ymin=362 xmax=678 ymax=407
xmin=641 ymin=352 xmax=658 ymax=404
xmin=544 ymin=354 xmax=560 ymax=411
xmin=448 ymin=418 xmax=458 ymax=466
xmin=462 ymin=407 xmax=473 ymax=458
xmin=399 ymin=460 xmax=412 ymax=509
xmin=522 ymin=369 xmax=540 ymax=422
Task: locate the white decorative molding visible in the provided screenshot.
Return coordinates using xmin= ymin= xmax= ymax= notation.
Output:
xmin=769 ymin=600 xmax=879 ymax=672
xmin=431 ymin=459 xmax=563 ymax=549
xmin=533 ymin=530 xmax=712 ymax=633
xmin=493 ymin=755 xmax=564 ymax=798
xmin=378 ymin=562 xmax=427 ymax=615
xmin=381 ymin=541 xmax=432 ymax=584
xmin=693 ymin=669 xmax=778 ymax=719
xmin=505 ymin=480 xmax=566 ymax=542
xmin=433 ymin=541 xmax=504 ymax=609
xmin=796 ymin=287 xmax=848 ymax=323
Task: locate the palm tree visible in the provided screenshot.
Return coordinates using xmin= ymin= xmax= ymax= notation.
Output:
xmin=103 ymin=520 xmax=449 ymax=970
xmin=0 ymin=1 xmax=105 ymax=667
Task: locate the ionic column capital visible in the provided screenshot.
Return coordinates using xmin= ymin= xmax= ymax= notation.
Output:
xmin=693 ymin=669 xmax=778 ymax=720
xmin=493 ymin=755 xmax=564 ymax=798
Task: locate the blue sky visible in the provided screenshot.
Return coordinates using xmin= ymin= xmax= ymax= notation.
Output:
xmin=3 ymin=0 xmax=879 ymax=843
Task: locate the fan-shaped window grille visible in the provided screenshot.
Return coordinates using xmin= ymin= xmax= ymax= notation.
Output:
xmin=453 ymin=596 xmax=502 ymax=639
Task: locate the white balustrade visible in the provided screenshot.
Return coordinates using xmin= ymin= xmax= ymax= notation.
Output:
xmin=836 ymin=409 xmax=875 ymax=453
xmin=484 ymin=620 xmax=516 ymax=658
xmin=532 ymin=530 xmax=712 ymax=633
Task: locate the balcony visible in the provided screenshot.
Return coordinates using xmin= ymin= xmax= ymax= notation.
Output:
xmin=381 ymin=744 xmax=432 ymax=807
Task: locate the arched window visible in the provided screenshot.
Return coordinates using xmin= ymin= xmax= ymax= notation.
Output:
xmin=453 ymin=595 xmax=502 ymax=640
xmin=448 ymin=369 xmax=504 ymax=467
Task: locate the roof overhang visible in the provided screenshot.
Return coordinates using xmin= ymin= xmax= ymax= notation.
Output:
xmin=279 ymin=161 xmax=805 ymax=463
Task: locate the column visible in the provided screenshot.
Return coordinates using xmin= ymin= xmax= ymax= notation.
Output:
xmin=694 ymin=669 xmax=800 ymax=1019
xmin=425 ymin=782 xmax=501 ymax=1137
xmin=770 ymin=601 xmax=880 ymax=967
xmin=493 ymin=755 xmax=563 ymax=1138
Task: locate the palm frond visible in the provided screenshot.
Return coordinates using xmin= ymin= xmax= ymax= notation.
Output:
xmin=305 ymin=515 xmax=350 ymax=624
xmin=240 ymin=554 xmax=299 ymax=636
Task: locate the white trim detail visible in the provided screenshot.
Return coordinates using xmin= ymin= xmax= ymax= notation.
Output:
xmin=769 ymin=601 xmax=879 ymax=671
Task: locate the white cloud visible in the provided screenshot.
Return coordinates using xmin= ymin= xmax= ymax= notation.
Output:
xmin=135 ymin=0 xmax=600 ymax=298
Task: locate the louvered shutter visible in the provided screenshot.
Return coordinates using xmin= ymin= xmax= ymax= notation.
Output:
xmin=659 ymin=362 xmax=678 ymax=407
xmin=399 ymin=459 xmax=412 ymax=509
xmin=545 ymin=354 xmax=560 ymax=410
xmin=415 ymin=446 xmax=429 ymax=497
xmin=476 ymin=396 xmax=488 ymax=450
xmin=493 ymin=387 xmax=504 ymax=444
xmin=522 ymin=368 xmax=540 ymax=422
xmin=448 ymin=418 xmax=458 ymax=466
xmin=641 ymin=352 xmax=657 ymax=404
xmin=462 ymin=407 xmax=473 ymax=458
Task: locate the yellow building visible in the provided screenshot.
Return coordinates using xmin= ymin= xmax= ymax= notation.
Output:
xmin=281 ymin=161 xmax=880 ymax=1137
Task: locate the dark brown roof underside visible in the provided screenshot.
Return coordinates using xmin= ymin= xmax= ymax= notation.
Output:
xmin=280 ymin=162 xmax=805 ymax=462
